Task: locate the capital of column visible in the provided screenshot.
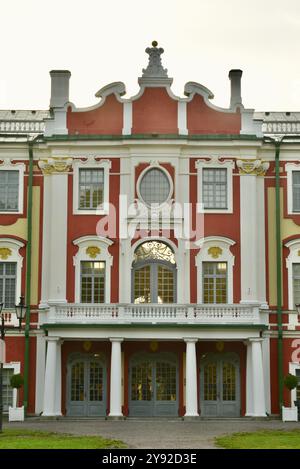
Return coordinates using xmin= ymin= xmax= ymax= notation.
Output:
xmin=109 ymin=338 xmax=124 ymax=343
xmin=236 ymin=159 xmax=269 ymax=176
xmin=248 ymin=337 xmax=264 ymax=344
xmin=184 ymin=338 xmax=198 ymax=344
xmin=45 ymin=336 xmax=61 ymax=343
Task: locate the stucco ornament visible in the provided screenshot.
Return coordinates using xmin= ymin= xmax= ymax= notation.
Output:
xmin=208 ymin=246 xmax=223 ymax=259
xmin=236 ymin=159 xmax=269 ymax=176
xmin=142 ymin=41 xmax=168 ymax=78
xmin=38 ymin=157 xmax=73 ymax=175
xmin=86 ymin=246 xmax=101 ymax=259
xmin=0 ymin=247 xmax=12 ymax=260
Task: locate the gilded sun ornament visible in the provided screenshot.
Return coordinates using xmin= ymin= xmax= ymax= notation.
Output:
xmin=0 ymin=247 xmax=12 ymax=260
xmin=86 ymin=246 xmax=101 ymax=259
xmin=208 ymin=246 xmax=223 ymax=259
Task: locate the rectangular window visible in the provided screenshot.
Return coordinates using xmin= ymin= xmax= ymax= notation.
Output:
xmin=79 ymin=168 xmax=104 ymax=210
xmin=0 ymin=171 xmax=19 ymax=211
xmin=293 ymin=171 xmax=300 ymax=212
xmin=293 ymin=264 xmax=300 ymax=307
xmin=203 ymin=262 xmax=227 ymax=304
xmin=2 ymin=368 xmax=14 ymax=412
xmin=0 ymin=262 xmax=17 ymax=309
xmin=80 ymin=261 xmax=105 ymax=303
xmin=202 ymin=168 xmax=227 ymax=209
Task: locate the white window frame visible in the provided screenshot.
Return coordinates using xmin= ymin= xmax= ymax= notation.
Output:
xmin=196 ymin=157 xmax=234 ymax=213
xmin=73 ymin=235 xmax=113 ymax=303
xmin=3 ymin=362 xmax=21 ymax=411
xmin=195 ymin=236 xmax=235 ymax=303
xmin=289 ymin=362 xmax=300 ymax=406
xmin=73 ymin=158 xmax=111 ymax=215
xmin=286 ymin=163 xmax=300 ymax=215
xmin=0 ymin=238 xmax=24 ymax=310
xmin=0 ymin=159 xmax=25 ymax=214
xmin=285 ymin=238 xmax=300 ymax=310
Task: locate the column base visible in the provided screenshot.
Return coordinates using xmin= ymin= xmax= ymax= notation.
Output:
xmin=107 ymin=415 xmax=126 ymax=421
xmin=41 ymin=412 xmax=62 ymax=419
xmin=183 ymin=414 xmax=200 ymax=421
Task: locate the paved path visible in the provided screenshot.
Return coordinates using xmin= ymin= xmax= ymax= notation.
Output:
xmin=4 ymin=418 xmax=300 ymax=449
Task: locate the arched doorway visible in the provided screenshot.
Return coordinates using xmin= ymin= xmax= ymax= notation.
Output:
xmin=132 ymin=241 xmax=177 ymax=304
xmin=200 ymin=352 xmax=240 ymax=417
xmin=67 ymin=354 xmax=107 ymax=417
xmin=129 ymin=352 xmax=178 ymax=416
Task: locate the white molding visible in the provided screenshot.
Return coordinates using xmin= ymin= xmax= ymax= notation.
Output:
xmin=195 ymin=157 xmax=234 ymax=213
xmin=0 ymin=238 xmax=24 ymax=308
xmin=285 ymin=238 xmax=300 ymax=310
xmin=73 ymin=235 xmax=114 ymax=303
xmin=136 ymin=162 xmax=174 ymax=209
xmin=72 ymin=158 xmax=111 ymax=215
xmin=0 ymin=158 xmax=25 ymax=214
xmin=3 ymin=361 xmax=20 ymax=409
xmin=195 ymin=236 xmax=235 ymax=303
xmin=289 ymin=362 xmax=300 ymax=406
xmin=285 ymin=162 xmax=300 ymax=215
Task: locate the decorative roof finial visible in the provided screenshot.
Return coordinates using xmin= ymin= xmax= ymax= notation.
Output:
xmin=142 ymin=41 xmax=168 ymax=78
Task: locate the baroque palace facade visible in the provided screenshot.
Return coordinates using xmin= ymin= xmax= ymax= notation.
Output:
xmin=1 ymin=42 xmax=300 ymax=418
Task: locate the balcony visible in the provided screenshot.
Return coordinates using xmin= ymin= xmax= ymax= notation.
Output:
xmin=41 ymin=303 xmax=266 ymax=326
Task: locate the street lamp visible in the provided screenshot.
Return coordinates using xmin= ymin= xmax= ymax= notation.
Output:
xmin=295 ymin=304 xmax=300 ymax=315
xmin=0 ymin=297 xmax=26 ymax=433
xmin=15 ymin=296 xmax=26 ymax=330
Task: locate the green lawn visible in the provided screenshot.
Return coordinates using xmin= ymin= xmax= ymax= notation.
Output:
xmin=0 ymin=429 xmax=127 ymax=449
xmin=216 ymin=430 xmax=300 ymax=449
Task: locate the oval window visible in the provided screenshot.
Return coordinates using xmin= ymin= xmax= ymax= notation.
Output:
xmin=139 ymin=168 xmax=171 ymax=206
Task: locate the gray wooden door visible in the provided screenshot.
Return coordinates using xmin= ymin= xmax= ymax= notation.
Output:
xmin=129 ymin=353 xmax=178 ymax=417
xmin=200 ymin=353 xmax=240 ymax=417
xmin=67 ymin=356 xmax=106 ymax=417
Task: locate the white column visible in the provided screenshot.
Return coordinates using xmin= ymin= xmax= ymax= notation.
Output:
xmin=250 ymin=338 xmax=267 ymax=417
xmin=240 ymin=173 xmax=259 ymax=303
xmin=245 ymin=341 xmax=253 ymax=416
xmin=109 ymin=338 xmax=124 ymax=418
xmin=184 ymin=339 xmax=199 ymax=417
xmin=35 ymin=332 xmax=46 ymax=415
xmin=43 ymin=337 xmax=60 ymax=416
xmin=54 ymin=340 xmax=62 ymax=416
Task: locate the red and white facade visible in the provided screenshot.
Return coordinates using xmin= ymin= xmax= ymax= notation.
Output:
xmin=1 ymin=43 xmax=300 ymax=419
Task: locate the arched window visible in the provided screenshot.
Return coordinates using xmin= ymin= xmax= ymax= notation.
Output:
xmin=132 ymin=241 xmax=176 ymax=304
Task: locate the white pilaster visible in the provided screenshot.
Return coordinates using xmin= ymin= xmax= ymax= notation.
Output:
xmin=35 ymin=332 xmax=46 ymax=415
xmin=178 ymin=101 xmax=188 ymax=135
xmin=240 ymin=173 xmax=258 ymax=303
xmin=122 ymin=102 xmax=132 ymax=135
xmin=43 ymin=337 xmax=61 ymax=416
xmin=40 ymin=175 xmax=51 ymax=308
xmin=250 ymin=338 xmax=267 ymax=417
xmin=48 ymin=173 xmax=68 ymax=303
xmin=109 ymin=338 xmax=124 ymax=417
xmin=245 ymin=341 xmax=253 ymax=416
xmin=184 ymin=339 xmax=199 ymax=417
xmin=257 ymin=176 xmax=267 ymax=307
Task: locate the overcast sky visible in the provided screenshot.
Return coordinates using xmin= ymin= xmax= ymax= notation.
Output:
xmin=0 ymin=0 xmax=300 ymax=111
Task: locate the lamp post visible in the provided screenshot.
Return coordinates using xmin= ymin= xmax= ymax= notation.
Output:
xmin=295 ymin=304 xmax=300 ymax=315
xmin=0 ymin=296 xmax=26 ymax=433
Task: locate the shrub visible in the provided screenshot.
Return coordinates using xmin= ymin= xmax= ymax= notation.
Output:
xmin=284 ymin=373 xmax=298 ymax=391
xmin=10 ymin=374 xmax=24 ymax=389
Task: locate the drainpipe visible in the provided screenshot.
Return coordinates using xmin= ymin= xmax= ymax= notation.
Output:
xmin=274 ymin=140 xmax=283 ymax=414
xmin=23 ymin=135 xmax=40 ymax=415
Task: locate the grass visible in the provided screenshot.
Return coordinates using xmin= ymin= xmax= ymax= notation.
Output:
xmin=216 ymin=430 xmax=300 ymax=449
xmin=0 ymin=429 xmax=127 ymax=449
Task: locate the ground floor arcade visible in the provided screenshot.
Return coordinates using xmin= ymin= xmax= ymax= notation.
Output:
xmin=40 ymin=328 xmax=269 ymax=418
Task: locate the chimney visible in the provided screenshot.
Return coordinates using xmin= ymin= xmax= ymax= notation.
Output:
xmin=228 ymin=69 xmax=243 ymax=108
xmin=50 ymin=70 xmax=71 ymax=108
